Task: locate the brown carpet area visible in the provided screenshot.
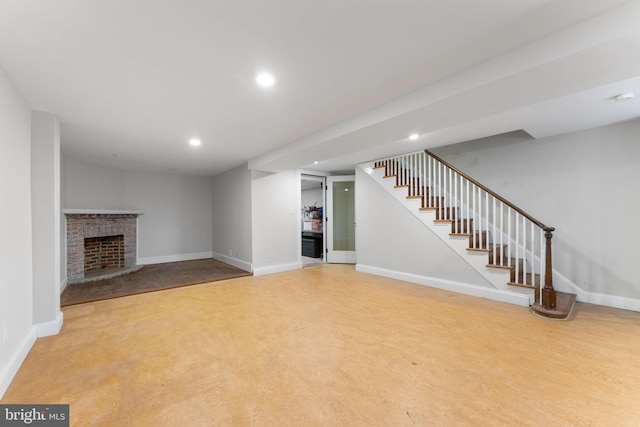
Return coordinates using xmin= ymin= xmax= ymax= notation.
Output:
xmin=60 ymin=258 xmax=251 ymax=306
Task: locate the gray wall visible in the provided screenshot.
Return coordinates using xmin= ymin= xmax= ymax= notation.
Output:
xmin=64 ymin=158 xmax=213 ymax=261
xmin=356 ymin=167 xmax=493 ymax=286
xmin=251 ymin=170 xmax=300 ymax=274
xmin=60 ymin=154 xmax=66 ymax=287
xmin=212 ymin=164 xmax=252 ymax=270
xmin=0 ymin=67 xmax=33 ymax=396
xmin=432 ymin=119 xmax=640 ymax=300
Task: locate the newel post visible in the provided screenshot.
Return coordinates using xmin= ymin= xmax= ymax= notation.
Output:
xmin=542 ymin=227 xmax=556 ymax=309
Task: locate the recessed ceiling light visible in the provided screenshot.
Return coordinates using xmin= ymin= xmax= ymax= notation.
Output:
xmin=614 ymin=92 xmax=635 ymax=102
xmin=256 ymin=72 xmax=276 ymax=88
xmin=409 ymin=133 xmax=420 ymax=141
xmin=314 ymin=161 xmax=319 ymax=164
xmin=113 ymin=154 xmax=123 ymax=158
xmin=189 ymin=138 xmax=201 ymax=147
xmin=169 ymin=168 xmax=177 ymax=172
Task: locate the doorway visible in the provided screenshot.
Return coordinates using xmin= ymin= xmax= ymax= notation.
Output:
xmin=301 ymin=175 xmax=325 ymax=267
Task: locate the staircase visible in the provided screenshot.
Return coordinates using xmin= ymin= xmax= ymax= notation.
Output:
xmin=365 ymin=150 xmax=576 ymax=319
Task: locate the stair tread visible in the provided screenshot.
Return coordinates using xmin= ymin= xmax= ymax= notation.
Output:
xmin=508 ymin=282 xmax=537 ymax=289
xmin=488 ymin=254 xmax=520 ymax=263
xmin=467 ymin=247 xmax=491 ymax=253
xmin=487 ymin=264 xmax=512 ymax=270
xmin=469 ymin=243 xmax=507 ymax=251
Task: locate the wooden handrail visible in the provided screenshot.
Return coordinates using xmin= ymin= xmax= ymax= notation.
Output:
xmin=424 ymin=149 xmax=554 ymax=232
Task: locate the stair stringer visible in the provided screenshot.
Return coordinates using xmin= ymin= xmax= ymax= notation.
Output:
xmin=361 ymin=162 xmax=535 ymax=306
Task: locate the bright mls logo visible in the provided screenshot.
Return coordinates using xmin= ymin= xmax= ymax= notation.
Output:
xmin=0 ymin=405 xmax=69 ymax=426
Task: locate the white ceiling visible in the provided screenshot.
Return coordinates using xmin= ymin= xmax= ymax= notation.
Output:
xmin=1 ymin=0 xmax=639 ymax=176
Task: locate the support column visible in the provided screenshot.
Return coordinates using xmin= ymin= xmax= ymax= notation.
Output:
xmin=31 ymin=111 xmax=63 ymax=336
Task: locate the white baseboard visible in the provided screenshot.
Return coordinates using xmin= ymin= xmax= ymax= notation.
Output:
xmin=0 ymin=326 xmax=37 ymax=400
xmin=252 ymin=262 xmax=301 ymax=277
xmin=138 ymin=251 xmax=213 ymax=265
xmin=36 ymin=311 xmax=64 ymax=338
xmin=356 ymin=264 xmax=532 ymax=307
xmin=211 ymin=252 xmax=252 ymax=272
xmin=579 ymin=291 xmax=640 ymax=312
xmin=60 ymin=277 xmax=68 ymax=294
xmin=551 ymin=269 xmax=640 ymax=312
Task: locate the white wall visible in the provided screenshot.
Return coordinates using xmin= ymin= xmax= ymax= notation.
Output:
xmin=251 ymin=170 xmax=300 ymax=275
xmin=432 ymin=119 xmax=640 ymax=303
xmin=64 ymin=158 xmax=213 ymax=263
xmin=0 ymin=67 xmax=35 ymax=398
xmin=31 ymin=111 xmax=62 ymax=330
xmin=212 ymin=164 xmax=252 ymax=271
xmin=356 ymin=167 xmax=494 ymax=287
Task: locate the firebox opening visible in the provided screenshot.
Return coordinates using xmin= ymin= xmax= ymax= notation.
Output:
xmin=84 ymin=235 xmax=125 ymax=273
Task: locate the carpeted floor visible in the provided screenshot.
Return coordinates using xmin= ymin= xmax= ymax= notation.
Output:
xmin=60 ymin=258 xmax=251 ymax=306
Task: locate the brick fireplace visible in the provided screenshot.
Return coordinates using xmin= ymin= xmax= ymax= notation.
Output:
xmin=65 ymin=210 xmax=143 ymax=283
xmin=84 ymin=235 xmax=124 ymax=273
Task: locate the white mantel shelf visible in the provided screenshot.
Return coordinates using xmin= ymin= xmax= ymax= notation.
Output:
xmin=63 ymin=209 xmax=145 ymax=215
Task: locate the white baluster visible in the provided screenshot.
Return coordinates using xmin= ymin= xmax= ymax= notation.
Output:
xmin=472 ymin=184 xmax=477 ymax=247
xmin=452 ymin=172 xmax=457 ymax=231
xmin=466 ymin=179 xmax=470 ymax=236
xmin=428 ymin=155 xmax=433 ymax=207
xmin=476 ymin=186 xmax=481 ymax=248
xmin=515 ymin=213 xmax=519 ymax=283
xmin=492 ymin=197 xmax=496 ymax=264
xmin=428 ymin=153 xmax=432 ymax=200
xmin=485 ymin=192 xmax=489 ymax=250
xmin=449 ymin=168 xmax=453 ymax=220
xmin=500 ymin=201 xmax=504 ymax=266
xmin=507 ymin=206 xmax=512 ymax=269
xmin=522 ymin=216 xmax=527 ymax=285
xmin=438 ymin=162 xmax=443 ymax=219
xmin=410 ymin=154 xmax=414 ymax=195
xmin=530 ymin=221 xmax=535 ymax=288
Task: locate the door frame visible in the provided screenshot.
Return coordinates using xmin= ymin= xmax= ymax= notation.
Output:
xmin=326 ymin=175 xmax=356 ymax=264
xmin=299 ymin=171 xmax=329 ymax=266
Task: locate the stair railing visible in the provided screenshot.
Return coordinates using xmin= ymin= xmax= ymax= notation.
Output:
xmin=373 ymin=150 xmax=557 ymax=309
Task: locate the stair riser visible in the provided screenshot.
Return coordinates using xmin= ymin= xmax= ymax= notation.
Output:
xmin=435 ymin=207 xmax=459 ymax=220
xmin=451 ymin=219 xmax=474 ymax=234
xmin=469 ymin=232 xmax=488 ymax=249
xmin=511 ymin=271 xmax=540 ymax=286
